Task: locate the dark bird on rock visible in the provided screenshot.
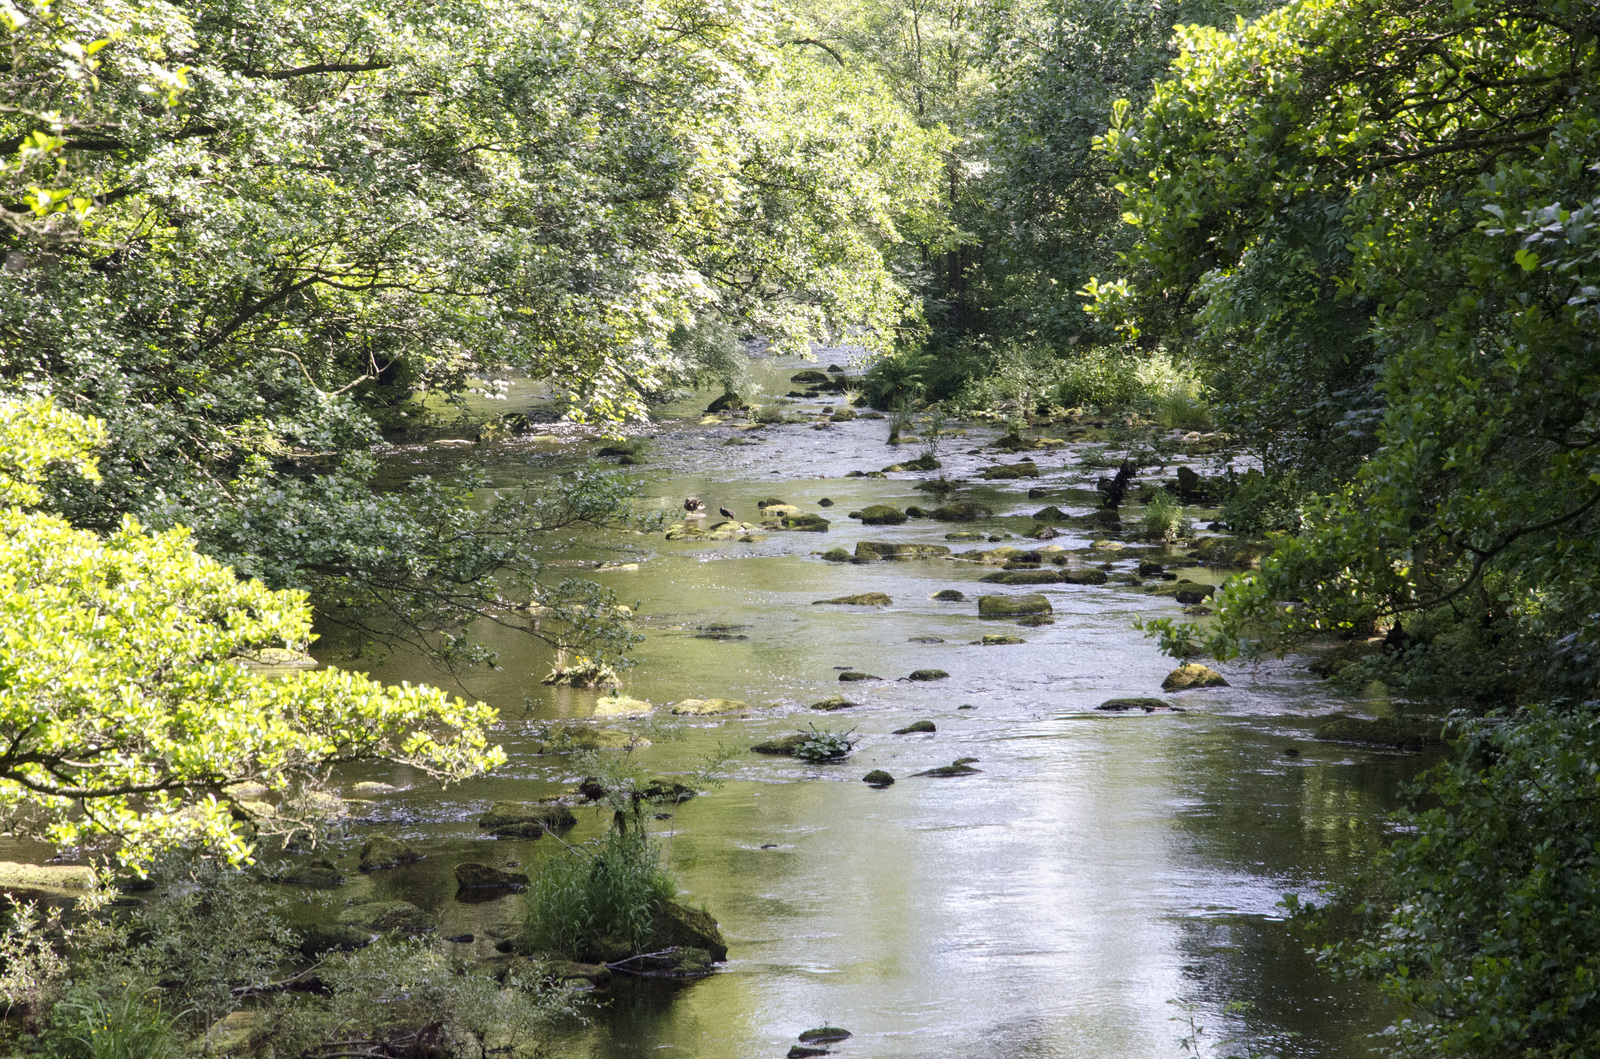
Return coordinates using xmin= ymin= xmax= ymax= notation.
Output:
xmin=684 ymin=497 xmax=705 ymax=512
xmin=719 ymin=506 xmax=736 ymax=521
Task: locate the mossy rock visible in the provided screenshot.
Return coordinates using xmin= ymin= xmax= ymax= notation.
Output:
xmin=829 ymin=409 xmax=857 ymax=422
xmin=1060 ymin=569 xmax=1110 ymax=585
xmin=810 ymin=695 xmax=858 ymax=711
xmin=1162 ymin=664 xmax=1229 ymax=691
xmin=854 ymin=504 xmax=908 ymax=525
xmin=705 ymin=391 xmax=745 ymax=413
xmin=928 ymin=501 xmax=993 ymax=521
xmin=297 ymin=923 xmax=373 ymax=959
xmin=593 ymin=694 xmax=654 ymax=717
xmin=838 ymin=671 xmax=879 ymax=681
xmin=978 ymin=593 xmax=1053 ymax=618
xmin=648 ymin=900 xmax=729 ymax=962
xmin=478 ymin=802 xmax=578 ymax=837
xmin=813 ymin=592 xmax=891 ymax=606
xmin=337 ymin=900 xmax=434 ymax=935
xmin=981 ymin=634 xmax=1026 ymax=645
xmin=862 ymin=770 xmax=895 ymax=788
xmin=1089 ymin=539 xmax=1125 ymax=551
xmin=1032 ymin=505 xmax=1071 ymax=521
xmin=944 ymin=530 xmax=985 ymax=540
xmin=799 ymin=1027 xmax=853 ymax=1043
xmin=982 ymin=460 xmax=1040 ymax=480
xmin=0 ymin=861 xmax=96 ymax=891
xmin=855 ymin=541 xmax=951 ymax=560
xmin=908 ymin=669 xmax=949 ymax=681
xmin=914 ymin=761 xmax=982 ymax=777
xmin=1175 ymin=586 xmax=1216 ymax=605
xmin=893 ymin=720 xmax=937 ymax=734
xmin=980 ymin=569 xmax=1061 ymax=585
xmin=454 ymin=862 xmax=529 ymax=894
xmin=1315 ymin=715 xmax=1443 ymax=749
xmin=932 ymin=589 xmax=966 ymax=601
xmin=280 ymin=858 xmax=344 ymax=888
xmin=1188 ymin=536 xmax=1274 ymax=568
xmin=359 ymin=835 xmax=421 ymax=872
xmin=1017 ymin=614 xmax=1055 ymax=627
xmin=1096 ymin=697 xmax=1169 ymax=712
xmin=752 ymin=733 xmax=811 ymax=755
xmin=821 ymin=547 xmax=851 ymax=562
xmin=791 ymin=369 xmax=830 ymax=384
xmin=531 ymin=723 xmax=641 ymax=754
xmin=781 ymin=513 xmax=831 ymax=532
xmin=883 ymin=454 xmax=941 ymax=472
xmin=670 ymin=697 xmax=748 ymax=716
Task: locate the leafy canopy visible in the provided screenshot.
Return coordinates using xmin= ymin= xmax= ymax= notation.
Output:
xmin=0 ymin=397 xmax=504 ymax=865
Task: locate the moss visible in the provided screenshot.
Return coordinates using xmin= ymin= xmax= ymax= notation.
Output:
xmin=1161 ymin=664 xmax=1229 ymax=691
xmin=862 ymin=770 xmax=894 ymax=787
xmin=932 ymin=589 xmax=966 ymax=601
xmin=854 ymin=504 xmax=908 ymax=525
xmin=929 ymin=501 xmax=993 ymax=521
xmin=810 ymin=695 xmax=857 ymax=711
xmin=981 ymin=634 xmax=1026 ymax=645
xmin=478 ymin=802 xmax=578 ymax=837
xmin=979 ymin=569 xmax=1061 ymax=585
xmin=978 ymin=593 xmax=1053 ymax=617
xmin=855 ymin=541 xmax=951 ymax=560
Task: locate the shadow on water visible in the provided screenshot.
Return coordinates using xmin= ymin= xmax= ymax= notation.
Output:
xmin=305 ymin=354 xmax=1424 ymax=1058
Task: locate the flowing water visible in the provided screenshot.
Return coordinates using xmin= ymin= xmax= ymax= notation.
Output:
xmin=314 ymin=354 xmax=1420 ymax=1059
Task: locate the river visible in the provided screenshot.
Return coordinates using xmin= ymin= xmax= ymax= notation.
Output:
xmin=320 ymin=353 xmax=1417 ymax=1059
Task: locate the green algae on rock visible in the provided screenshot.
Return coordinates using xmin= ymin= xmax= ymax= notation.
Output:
xmin=893 ymin=720 xmax=936 ymax=734
xmin=1162 ymin=664 xmax=1228 ymax=691
xmin=978 ymin=594 xmax=1053 ymax=618
xmin=908 ymin=669 xmax=949 ymax=681
xmin=863 ymin=770 xmax=895 ymax=787
xmin=813 ymin=592 xmax=891 ymax=606
xmin=478 ymin=802 xmax=579 ymax=837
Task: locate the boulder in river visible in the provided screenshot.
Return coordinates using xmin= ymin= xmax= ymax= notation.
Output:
xmin=454 ymin=862 xmax=529 ymax=895
xmin=914 ymin=761 xmax=982 ymax=777
xmin=982 ymin=460 xmax=1041 ymax=480
xmin=821 ymin=547 xmax=851 ymax=562
xmin=650 ymin=900 xmax=729 ymax=962
xmin=593 ymin=694 xmax=653 ymax=717
xmin=810 ymin=695 xmax=857 ymax=711
xmin=1032 ymin=506 xmax=1071 ymax=521
xmin=813 ymin=593 xmax=891 ymax=606
xmin=791 ymin=369 xmax=830 ymax=384
xmin=853 ymin=504 xmax=908 ymax=525
xmin=1175 ymin=586 xmax=1216 ymax=605
xmin=980 ymin=634 xmax=1026 ymax=645
xmin=478 ymin=802 xmax=578 ymax=837
xmin=978 ymin=594 xmax=1053 ymax=618
xmin=1096 ymin=698 xmax=1170 ymax=712
xmin=1188 ymin=537 xmax=1274 ymax=568
xmin=752 ymin=733 xmax=811 ymax=755
xmin=1060 ymin=569 xmax=1110 ymax=585
xmin=531 ymin=723 xmax=642 ymax=754
xmin=838 ymin=671 xmax=879 ymax=681
xmin=705 ymin=391 xmax=745 ymax=413
xmin=359 ymin=835 xmax=421 ymax=872
xmin=337 ymin=900 xmax=434 ymax=935
xmin=670 ymin=697 xmax=748 ymax=715
xmin=980 ymin=569 xmax=1061 ymax=585
xmin=279 ymin=858 xmax=344 ymax=888
xmin=883 ymin=454 xmax=941 ymax=472
xmin=855 ymin=541 xmax=951 ymax=560
xmin=799 ymin=1027 xmax=853 ymax=1044
xmin=862 ymin=770 xmax=894 ymax=788
xmin=780 ymin=513 xmax=831 ymax=531
xmin=928 ymin=501 xmax=992 ymax=521
xmin=932 ymin=589 xmax=966 ymax=601
xmin=893 ymin=720 xmax=936 ymax=734
xmin=1162 ymin=664 xmax=1229 ymax=691
xmin=908 ymin=669 xmax=949 ymax=681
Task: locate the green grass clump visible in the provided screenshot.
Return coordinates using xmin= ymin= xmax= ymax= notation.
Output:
xmin=51 ymin=989 xmax=183 ymax=1059
xmin=523 ymin=829 xmax=676 ymax=960
xmin=1142 ymin=489 xmax=1192 ymax=541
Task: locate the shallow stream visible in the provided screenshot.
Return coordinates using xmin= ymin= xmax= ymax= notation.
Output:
xmin=317 ymin=355 xmax=1417 ymax=1059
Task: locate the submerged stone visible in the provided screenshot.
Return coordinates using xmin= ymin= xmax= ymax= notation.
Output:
xmin=908 ymin=669 xmax=949 ymax=681
xmin=454 ymin=862 xmax=529 ymax=895
xmin=893 ymin=720 xmax=936 ymax=734
xmin=980 ymin=634 xmax=1026 ymax=645
xmin=838 ymin=671 xmax=879 ymax=681
xmin=1315 ymin=715 xmax=1443 ymax=749
xmin=670 ymin=697 xmax=748 ymax=715
xmin=359 ymin=835 xmax=421 ymax=872
xmin=752 ymin=733 xmax=811 ymax=755
xmin=478 ymin=802 xmax=578 ymax=837
xmin=855 ymin=541 xmax=951 ymax=560
xmin=1096 ymin=698 xmax=1170 ymax=712
xmin=813 ymin=592 xmax=891 ymax=606
xmin=799 ymin=1027 xmax=853 ymax=1043
xmin=337 ymin=900 xmax=434 ymax=935
xmin=810 ymin=695 xmax=858 ymax=711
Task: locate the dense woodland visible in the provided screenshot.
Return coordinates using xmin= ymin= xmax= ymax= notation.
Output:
xmin=2 ymin=0 xmax=1598 ymax=1054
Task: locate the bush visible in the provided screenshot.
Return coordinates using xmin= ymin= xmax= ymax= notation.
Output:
xmin=1298 ymin=706 xmax=1600 ymax=1058
xmin=1219 ymin=469 xmax=1304 ymax=535
xmin=1141 ymin=489 xmax=1192 ymax=541
xmin=523 ymin=829 xmax=677 ymax=960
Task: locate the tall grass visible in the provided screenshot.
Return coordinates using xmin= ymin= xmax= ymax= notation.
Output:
xmin=1142 ymin=489 xmax=1193 ymax=541
xmin=522 ymin=829 xmax=677 ymax=961
xmin=53 ymin=990 xmax=183 ymax=1059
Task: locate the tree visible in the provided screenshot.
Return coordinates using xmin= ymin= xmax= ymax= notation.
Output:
xmin=2 ymin=0 xmax=948 ymax=670
xmin=1103 ymin=0 xmax=1600 ymax=707
xmin=0 ymin=396 xmax=504 ymax=866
